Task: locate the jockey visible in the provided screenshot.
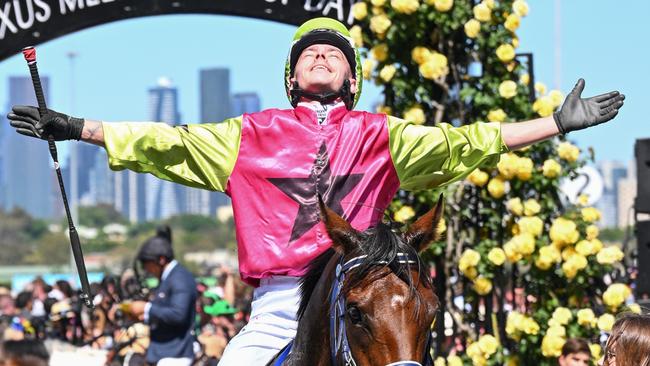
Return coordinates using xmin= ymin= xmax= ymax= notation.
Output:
xmin=7 ymin=17 xmax=624 ymax=365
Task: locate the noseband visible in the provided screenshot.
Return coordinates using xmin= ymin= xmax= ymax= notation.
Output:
xmin=329 ymin=253 xmax=434 ymax=366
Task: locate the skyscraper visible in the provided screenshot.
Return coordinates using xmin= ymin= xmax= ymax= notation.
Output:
xmin=146 ymin=77 xmax=184 ymax=220
xmin=194 ymin=68 xmax=233 ymax=215
xmin=596 ymin=160 xmax=629 ymax=227
xmin=231 ymin=92 xmax=261 ymax=116
xmin=1 ymin=77 xmax=53 ymax=218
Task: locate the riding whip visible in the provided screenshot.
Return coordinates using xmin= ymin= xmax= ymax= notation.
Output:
xmin=21 ymin=46 xmax=94 ymax=308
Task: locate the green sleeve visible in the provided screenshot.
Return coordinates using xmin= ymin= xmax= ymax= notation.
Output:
xmin=102 ymin=117 xmax=242 ymax=192
xmin=387 ymin=116 xmax=509 ymax=191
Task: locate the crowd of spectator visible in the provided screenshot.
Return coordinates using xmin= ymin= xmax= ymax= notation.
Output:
xmin=0 ymin=265 xmax=252 ymax=365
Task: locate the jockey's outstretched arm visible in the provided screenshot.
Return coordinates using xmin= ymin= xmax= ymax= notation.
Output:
xmin=501 ymin=78 xmax=624 ymax=150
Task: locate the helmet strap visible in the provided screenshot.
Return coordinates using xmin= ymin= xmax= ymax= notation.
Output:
xmin=290 ymin=79 xmax=354 ymax=110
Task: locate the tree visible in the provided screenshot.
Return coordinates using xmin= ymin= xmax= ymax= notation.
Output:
xmin=352 ymin=0 xmax=630 ymax=364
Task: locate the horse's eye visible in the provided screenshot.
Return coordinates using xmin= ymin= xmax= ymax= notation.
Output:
xmin=346 ymin=305 xmax=363 ymax=324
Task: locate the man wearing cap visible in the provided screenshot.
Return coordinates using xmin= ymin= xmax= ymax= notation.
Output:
xmin=7 ymin=16 xmax=625 ymax=365
xmin=128 ymin=227 xmax=197 ymax=366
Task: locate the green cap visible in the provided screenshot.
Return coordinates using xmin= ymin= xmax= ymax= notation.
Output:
xmin=204 ymin=299 xmax=238 ymax=316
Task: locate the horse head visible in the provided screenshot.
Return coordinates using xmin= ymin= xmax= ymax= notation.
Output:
xmin=277 ymin=195 xmax=444 ymax=366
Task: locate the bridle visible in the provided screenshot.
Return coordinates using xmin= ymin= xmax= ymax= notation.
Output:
xmin=328 ymin=253 xmax=435 ymax=366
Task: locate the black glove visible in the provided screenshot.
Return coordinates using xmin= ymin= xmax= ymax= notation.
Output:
xmin=553 ymin=78 xmax=625 ymax=134
xmin=7 ymin=105 xmax=84 ymax=141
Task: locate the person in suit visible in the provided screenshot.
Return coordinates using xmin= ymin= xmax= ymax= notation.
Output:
xmin=128 ymin=226 xmax=198 ymax=366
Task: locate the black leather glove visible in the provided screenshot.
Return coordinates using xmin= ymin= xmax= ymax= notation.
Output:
xmin=7 ymin=105 xmax=84 ymax=141
xmin=553 ymin=78 xmax=625 ymax=134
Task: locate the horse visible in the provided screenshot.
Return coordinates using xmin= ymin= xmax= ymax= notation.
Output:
xmin=269 ymin=195 xmax=443 ymax=366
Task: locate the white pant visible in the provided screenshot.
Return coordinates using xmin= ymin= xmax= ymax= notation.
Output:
xmin=218 ymin=276 xmax=300 ymax=365
xmin=157 ymin=357 xmax=193 ymax=366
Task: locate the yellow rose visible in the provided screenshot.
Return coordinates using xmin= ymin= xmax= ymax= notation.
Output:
xmin=434 ymin=0 xmax=453 ymax=12
xmin=478 ymin=334 xmax=499 ymax=356
xmin=590 ymin=344 xmax=602 ymax=360
xmin=362 ymin=58 xmax=375 ymax=80
xmin=522 ymin=317 xmax=540 ymax=335
xmin=577 ymin=308 xmax=596 ymax=327
xmin=352 ymin=2 xmax=368 ymax=20
xmin=546 ymin=324 xmax=566 ymax=338
xmin=403 ymin=105 xmax=426 ymax=125
xmin=516 ymin=157 xmax=533 ymax=181
xmin=464 ymin=19 xmax=481 ymax=38
xmin=394 ymin=205 xmax=415 ymax=223
xmin=532 ymin=95 xmax=554 ymax=117
xmin=557 ymin=142 xmax=580 ymax=162
xmin=542 ymin=159 xmax=562 ymax=178
xmin=468 ymin=169 xmax=489 ymax=187
xmin=376 ymin=105 xmax=392 ymax=115
xmin=411 ymin=46 xmax=432 ymax=65
xmin=603 ymin=283 xmax=632 ymax=309
xmin=513 ymin=0 xmax=529 ymax=16
xmin=598 ymin=313 xmax=615 ymax=332
xmin=379 ymin=65 xmax=397 ymax=82
xmin=496 ymin=44 xmax=515 ymax=62
xmin=548 ymin=90 xmax=564 ymax=107
xmin=518 ymin=216 xmax=543 ymax=237
xmin=447 ymin=355 xmax=463 ymax=366
xmin=551 ymin=307 xmax=573 ymax=325
xmin=349 ymin=25 xmax=364 ymax=48
xmin=434 ymin=357 xmax=445 ymax=366
xmin=629 ymin=303 xmax=642 ymax=314
xmin=591 ymin=238 xmax=603 ymax=252
xmin=523 ymin=199 xmax=541 ymax=216
xmin=586 ymin=225 xmax=599 ymax=240
xmin=462 ymin=266 xmax=478 ymax=280
xmin=575 ymin=240 xmax=596 ymax=256
xmin=391 ymin=0 xmax=420 ymax=14
xmin=511 ymin=233 xmax=536 ymax=256
xmin=499 ymin=80 xmax=517 ymax=99
xmin=483 ymin=0 xmax=495 ymax=8
xmin=473 ymin=277 xmax=493 ymax=295
xmin=540 ymin=245 xmax=562 ymax=263
xmin=504 ymin=14 xmax=520 ymax=32
xmin=549 ymin=218 xmax=579 ymax=246
xmin=596 ymin=245 xmax=624 ymax=265
xmin=497 ymin=153 xmax=519 ymax=180
xmin=372 ymin=0 xmax=387 ymax=6
xmin=506 ymin=312 xmax=524 ymax=335
xmin=488 ymin=248 xmax=506 ymax=266
xmin=507 ymin=198 xmax=524 ymax=216
xmin=535 ymin=256 xmax=553 ymax=270
xmin=512 ymin=37 xmax=519 ymax=48
xmin=487 ymin=177 xmax=506 ymax=199
xmin=459 ymin=249 xmax=481 ymax=270
xmin=371 ymin=43 xmax=389 ymax=62
xmin=473 ymin=2 xmax=491 ymax=22
xmin=535 ymin=81 xmax=547 ymax=95
xmin=541 ymin=334 xmax=566 ymax=358
xmin=487 ymin=108 xmax=507 ymax=122
xmin=504 ymin=241 xmax=522 ymax=263
xmin=419 ymin=53 xmax=449 ymax=79
xmin=466 ymin=341 xmax=482 ymax=358
xmin=519 ymin=73 xmax=530 ymax=85
xmin=370 ymin=14 xmax=392 ymax=35
xmin=581 ymin=207 xmax=602 ymax=223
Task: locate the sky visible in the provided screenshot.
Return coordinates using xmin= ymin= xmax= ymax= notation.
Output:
xmin=0 ymin=0 xmax=647 ymax=164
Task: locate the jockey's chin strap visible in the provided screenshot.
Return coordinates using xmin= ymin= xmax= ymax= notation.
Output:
xmin=329 ymin=253 xmax=435 ymax=366
xmin=290 ymin=80 xmax=354 ymax=110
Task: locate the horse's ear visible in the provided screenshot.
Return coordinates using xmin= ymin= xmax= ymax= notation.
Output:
xmin=404 ymin=194 xmax=445 ymax=253
xmin=318 ymin=194 xmax=359 ymax=254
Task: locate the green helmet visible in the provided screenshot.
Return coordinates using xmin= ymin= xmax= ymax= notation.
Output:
xmin=285 ymin=17 xmax=363 ymax=110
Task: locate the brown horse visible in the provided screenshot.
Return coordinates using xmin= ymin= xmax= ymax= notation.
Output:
xmin=269 ymin=196 xmax=443 ymax=366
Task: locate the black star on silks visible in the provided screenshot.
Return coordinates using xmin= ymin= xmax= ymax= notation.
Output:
xmin=268 ymin=142 xmax=364 ymax=245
